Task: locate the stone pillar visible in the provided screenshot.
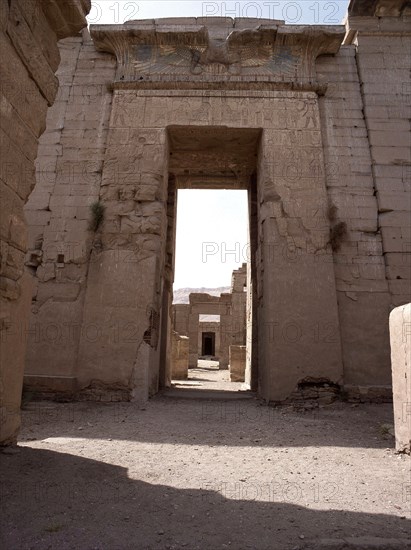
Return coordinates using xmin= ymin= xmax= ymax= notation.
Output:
xmin=188 ymin=311 xmax=199 ymax=368
xmin=257 ymin=95 xmax=344 ymax=402
xmin=76 ymin=92 xmax=169 ymax=401
xmin=172 ymin=304 xmax=190 ymax=336
xmin=219 ymin=306 xmax=232 ymax=370
xmin=245 ymin=261 xmax=253 ymax=388
xmin=229 ymin=345 xmax=246 ymax=382
xmin=390 ymin=303 xmax=411 ymax=454
xmin=0 ymin=0 xmax=90 ymax=445
xmin=230 ymin=264 xmax=247 ymax=346
xmin=171 ymin=332 xmax=189 ymax=380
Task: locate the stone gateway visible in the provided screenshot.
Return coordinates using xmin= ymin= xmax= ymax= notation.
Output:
xmin=0 ymin=1 xmax=410 ymax=444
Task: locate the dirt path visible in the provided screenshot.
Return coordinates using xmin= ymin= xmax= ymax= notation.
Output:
xmin=172 ymin=360 xmax=245 ymax=392
xmin=1 ymin=396 xmax=410 ymax=550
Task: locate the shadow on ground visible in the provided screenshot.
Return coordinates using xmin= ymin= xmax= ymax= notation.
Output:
xmin=0 ymin=447 xmax=409 ymax=550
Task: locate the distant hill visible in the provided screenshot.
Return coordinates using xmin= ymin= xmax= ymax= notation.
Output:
xmin=173 ymin=287 xmax=230 ymax=304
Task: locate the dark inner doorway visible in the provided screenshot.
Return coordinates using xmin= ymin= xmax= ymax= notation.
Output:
xmin=202 ymin=332 xmax=215 ymax=356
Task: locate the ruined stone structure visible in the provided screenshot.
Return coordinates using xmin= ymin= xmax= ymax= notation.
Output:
xmin=229 ymin=345 xmax=247 ymax=383
xmin=170 ymin=330 xmax=189 ymax=380
xmin=0 ymin=1 xmax=407 ymax=436
xmin=171 ymin=264 xmax=247 ymax=373
xmin=198 ymin=321 xmax=220 ymax=359
xmin=0 ymin=1 xmax=90 ymax=444
xmin=390 ymin=303 xmax=411 ymax=453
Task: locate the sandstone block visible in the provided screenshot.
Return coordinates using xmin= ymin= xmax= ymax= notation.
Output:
xmin=36 ymin=281 xmax=81 ymax=305
xmin=388 ymin=280 xmax=411 ymax=300
xmin=379 ymin=211 xmax=411 ymax=228
xmin=390 ymin=303 xmax=411 ymax=453
xmin=17 ymin=0 xmax=61 ymax=71
xmin=381 ymin=227 xmax=405 ymax=253
xmin=372 ymin=146 xmax=411 ymax=165
xmin=0 ymin=34 xmax=48 ymax=137
xmin=369 ymin=131 xmax=410 ymax=148
xmin=171 ymin=332 xmax=189 ymax=380
xmin=229 ymin=345 xmax=246 ymax=382
xmin=6 ymin=1 xmax=59 ymax=105
xmin=0 ymin=95 xmax=38 ymax=161
xmin=378 ymin=192 xmax=411 ymax=213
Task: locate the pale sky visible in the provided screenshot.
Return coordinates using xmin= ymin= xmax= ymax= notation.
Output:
xmin=87 ymin=1 xmax=349 ymax=288
xmin=88 ymin=1 xmax=349 ymax=25
xmin=174 ymin=190 xmax=249 ymax=288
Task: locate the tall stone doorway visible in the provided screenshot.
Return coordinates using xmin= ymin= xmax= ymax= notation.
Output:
xmin=81 ymin=16 xmax=347 ymax=403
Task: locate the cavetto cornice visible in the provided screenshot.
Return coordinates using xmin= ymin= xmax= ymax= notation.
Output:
xmin=90 ymin=18 xmax=344 ymax=92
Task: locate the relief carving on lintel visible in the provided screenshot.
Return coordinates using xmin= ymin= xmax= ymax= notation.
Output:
xmin=91 ymin=18 xmax=344 ymax=91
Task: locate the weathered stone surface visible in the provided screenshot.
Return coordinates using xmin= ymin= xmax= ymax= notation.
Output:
xmin=390 ymin=303 xmax=411 ymax=453
xmin=229 ymin=345 xmax=246 ymax=382
xmin=91 ymin=18 xmax=344 ymax=91
xmin=0 ymin=0 xmax=89 ymax=445
xmin=20 ymin=13 xmax=411 ymax=411
xmin=0 ymin=272 xmax=32 ymax=444
xmin=171 ymin=332 xmax=189 ymax=380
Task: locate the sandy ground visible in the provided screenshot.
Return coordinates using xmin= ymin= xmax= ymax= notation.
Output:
xmin=172 ymin=360 xmax=245 ymax=391
xmin=1 ymin=367 xmax=410 ymax=550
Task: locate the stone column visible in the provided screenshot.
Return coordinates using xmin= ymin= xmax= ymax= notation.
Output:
xmin=390 ymin=303 xmax=411 ymax=454
xmin=76 ymin=91 xmax=169 ymax=401
xmin=219 ymin=305 xmax=232 ymax=370
xmin=257 ymin=94 xmax=344 ymax=402
xmin=229 ymin=345 xmax=246 ymax=382
xmin=171 ymin=332 xmax=189 ymax=380
xmin=188 ymin=310 xmax=199 ymax=368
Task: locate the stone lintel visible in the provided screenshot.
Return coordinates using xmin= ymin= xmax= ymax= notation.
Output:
xmin=90 ymin=18 xmax=344 ymax=89
xmin=189 ymin=293 xmax=232 ymax=306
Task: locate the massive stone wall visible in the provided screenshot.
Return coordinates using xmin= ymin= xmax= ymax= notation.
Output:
xmin=20 ymin=10 xmax=411 ymax=407
xmin=317 ymin=46 xmax=392 ymax=390
xmin=0 ymin=1 xmax=90 ymax=444
xmin=24 ymin=30 xmax=116 ymax=394
xmin=347 ymin=16 xmax=411 ymax=308
xmin=314 ymin=2 xmax=411 ymax=396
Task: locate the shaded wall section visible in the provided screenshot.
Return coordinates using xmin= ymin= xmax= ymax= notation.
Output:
xmin=0 ymin=0 xmax=90 ymax=444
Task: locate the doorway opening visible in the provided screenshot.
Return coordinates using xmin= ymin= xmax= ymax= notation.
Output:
xmin=159 ymin=126 xmax=261 ymax=396
xmin=202 ymin=332 xmax=215 ymax=357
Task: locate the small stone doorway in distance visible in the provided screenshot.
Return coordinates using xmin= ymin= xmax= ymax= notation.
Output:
xmin=202 ymin=332 xmax=215 ymax=357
